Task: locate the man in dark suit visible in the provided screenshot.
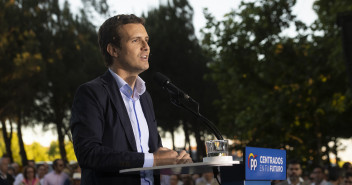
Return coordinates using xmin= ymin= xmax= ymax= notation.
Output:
xmin=0 ymin=155 xmax=15 ymax=185
xmin=278 ymin=159 xmax=309 ymax=185
xmin=70 ymin=14 xmax=192 ymax=185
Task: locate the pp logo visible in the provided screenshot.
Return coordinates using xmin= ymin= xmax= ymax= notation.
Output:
xmin=247 ymin=153 xmax=258 ymax=171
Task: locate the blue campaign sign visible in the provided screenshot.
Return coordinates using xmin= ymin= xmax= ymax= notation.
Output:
xmin=245 ymin=146 xmax=286 ymax=180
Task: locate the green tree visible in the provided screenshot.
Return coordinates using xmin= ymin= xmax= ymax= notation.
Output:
xmin=143 ymin=0 xmax=216 ymax=161
xmin=0 ymin=0 xmax=105 ymax=163
xmin=202 ymin=0 xmax=352 ymax=167
xmin=0 ymin=0 xmax=46 ymax=164
xmin=0 ymin=131 xmax=25 ymax=165
xmin=35 ymin=0 xmax=105 ymax=162
xmin=309 ymin=0 xmax=352 ymax=165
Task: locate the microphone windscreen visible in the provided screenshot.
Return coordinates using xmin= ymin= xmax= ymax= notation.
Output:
xmin=153 ymin=72 xmax=170 ymax=87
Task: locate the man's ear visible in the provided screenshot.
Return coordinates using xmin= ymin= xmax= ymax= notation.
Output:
xmin=107 ymin=43 xmax=120 ymax=58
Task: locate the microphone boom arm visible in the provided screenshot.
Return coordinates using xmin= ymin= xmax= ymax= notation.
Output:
xmin=170 ymin=96 xmax=224 ymax=140
xmin=154 ymin=72 xmax=224 ymax=140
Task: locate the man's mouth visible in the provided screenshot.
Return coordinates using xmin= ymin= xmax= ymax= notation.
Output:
xmin=141 ymin=54 xmax=148 ymax=59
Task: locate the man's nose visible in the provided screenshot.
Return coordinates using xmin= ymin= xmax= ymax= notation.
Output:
xmin=141 ymin=40 xmax=149 ymax=51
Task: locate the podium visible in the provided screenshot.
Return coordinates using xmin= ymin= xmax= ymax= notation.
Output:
xmin=120 ymin=147 xmax=286 ymax=185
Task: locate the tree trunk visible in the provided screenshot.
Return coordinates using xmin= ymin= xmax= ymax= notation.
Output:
xmin=183 ymin=121 xmax=192 ymax=159
xmin=314 ymin=115 xmax=322 ymax=165
xmin=183 ymin=121 xmax=190 ymax=151
xmin=56 ymin=120 xmax=67 ymax=162
xmin=17 ymin=112 xmax=28 ymax=166
xmin=170 ymin=126 xmax=175 ymax=150
xmin=326 ymin=144 xmax=331 ymax=167
xmin=333 ymin=138 xmax=339 ymax=165
xmin=1 ymin=119 xmax=14 ymax=162
xmin=192 ymin=119 xmax=206 ymax=162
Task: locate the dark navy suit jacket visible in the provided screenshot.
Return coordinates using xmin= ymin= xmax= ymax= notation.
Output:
xmin=70 ymin=70 xmax=162 ymax=185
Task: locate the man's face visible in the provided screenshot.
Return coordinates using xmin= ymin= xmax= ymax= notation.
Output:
xmin=43 ymin=163 xmax=49 ymax=174
xmin=28 ymin=161 xmax=35 ymax=167
xmin=55 ymin=160 xmax=65 ymax=173
xmin=203 ymin=172 xmax=214 ymax=181
xmin=11 ymin=163 xmax=20 ymax=174
xmin=0 ymin=158 xmax=10 ymax=173
xmin=181 ymin=174 xmax=193 ymax=184
xmin=311 ymin=167 xmax=324 ymax=183
xmin=37 ymin=166 xmax=46 ymax=178
xmin=26 ymin=167 xmax=35 ymax=179
xmin=287 ymin=164 xmax=302 ymax=180
xmin=114 ymin=23 xmax=150 ymax=75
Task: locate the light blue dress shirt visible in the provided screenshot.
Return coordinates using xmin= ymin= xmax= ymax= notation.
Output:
xmin=109 ymin=69 xmax=154 ymax=185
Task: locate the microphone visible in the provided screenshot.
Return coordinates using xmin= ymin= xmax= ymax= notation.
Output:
xmin=153 ymin=72 xmax=190 ymax=100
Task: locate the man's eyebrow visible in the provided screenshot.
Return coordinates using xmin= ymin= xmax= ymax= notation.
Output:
xmin=130 ymin=36 xmax=149 ymax=39
xmin=129 ymin=36 xmax=149 ymax=41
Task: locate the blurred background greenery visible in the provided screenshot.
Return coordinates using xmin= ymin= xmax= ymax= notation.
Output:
xmin=0 ymin=0 xmax=352 ymax=172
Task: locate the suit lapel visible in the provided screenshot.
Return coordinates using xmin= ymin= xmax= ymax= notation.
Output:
xmin=100 ymin=71 xmax=137 ymax=152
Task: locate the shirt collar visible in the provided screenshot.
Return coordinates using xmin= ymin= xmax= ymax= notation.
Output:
xmin=109 ymin=68 xmax=146 ymax=100
xmin=287 ymin=177 xmax=304 ymax=185
xmin=0 ymin=171 xmax=7 ymax=179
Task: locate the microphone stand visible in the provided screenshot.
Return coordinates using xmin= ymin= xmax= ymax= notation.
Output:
xmin=169 ymin=94 xmax=224 ymax=140
xmin=168 ymin=93 xmax=224 ymax=184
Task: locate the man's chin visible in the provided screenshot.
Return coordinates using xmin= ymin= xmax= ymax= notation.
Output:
xmin=289 ymin=176 xmax=299 ymax=181
xmin=135 ymin=66 xmax=149 ymax=75
xmin=140 ymin=65 xmax=149 ymax=72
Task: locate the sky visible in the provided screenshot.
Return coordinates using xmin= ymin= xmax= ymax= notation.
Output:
xmin=69 ymin=0 xmax=318 ymax=37
xmin=20 ymin=0 xmax=352 ymax=163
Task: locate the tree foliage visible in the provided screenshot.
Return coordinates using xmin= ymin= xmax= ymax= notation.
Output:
xmin=0 ymin=0 xmax=105 ymax=162
xmin=142 ymin=0 xmax=216 ymax=161
xmin=202 ymin=0 xmax=352 ymax=167
xmin=2 ymin=0 xmax=351 ymax=167
xmin=0 ymin=0 xmax=47 ymax=164
xmin=35 ymin=0 xmax=105 ymax=162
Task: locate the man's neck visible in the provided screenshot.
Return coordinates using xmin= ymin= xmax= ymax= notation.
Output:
xmin=289 ymin=177 xmax=300 ymax=185
xmin=109 ymin=67 xmax=138 ymax=89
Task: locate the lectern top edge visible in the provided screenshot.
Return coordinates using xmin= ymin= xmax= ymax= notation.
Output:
xmin=119 ymin=160 xmax=240 ymax=174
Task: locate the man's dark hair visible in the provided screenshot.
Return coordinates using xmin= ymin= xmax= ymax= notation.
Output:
xmin=343 ymin=162 xmax=352 ymax=169
xmin=98 ymin=14 xmax=145 ymax=66
xmin=0 ymin=154 xmax=11 ymax=164
xmin=53 ymin=159 xmax=64 ymax=169
xmin=313 ymin=165 xmax=326 ymax=174
xmin=288 ymin=159 xmax=301 ymax=166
